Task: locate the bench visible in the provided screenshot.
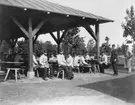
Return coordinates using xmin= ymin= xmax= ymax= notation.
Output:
xmin=4 ymin=68 xmax=24 ymax=81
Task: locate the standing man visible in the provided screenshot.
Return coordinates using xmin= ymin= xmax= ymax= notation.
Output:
xmin=110 ymin=44 xmax=118 ymax=76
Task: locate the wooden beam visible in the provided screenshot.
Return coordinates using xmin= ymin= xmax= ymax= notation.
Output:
xmin=50 ymin=32 xmax=58 ymax=44
xmin=57 ymin=43 xmax=60 ymax=54
xmin=59 ymin=29 xmax=68 ymax=42
xmin=32 ymin=19 xmax=48 ymax=37
xmin=33 ymin=34 xmax=39 ymax=44
xmin=57 ymin=31 xmax=60 ymax=40
xmin=95 ymin=23 xmax=100 ymax=61
xmin=83 ymin=24 xmax=97 ymax=41
xmin=11 ymin=16 xmax=29 ymax=38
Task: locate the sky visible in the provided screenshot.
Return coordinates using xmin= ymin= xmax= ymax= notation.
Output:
xmin=38 ymin=0 xmax=135 ymax=46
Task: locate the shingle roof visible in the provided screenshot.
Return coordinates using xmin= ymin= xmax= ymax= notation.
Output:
xmin=0 ymin=0 xmax=113 ymax=23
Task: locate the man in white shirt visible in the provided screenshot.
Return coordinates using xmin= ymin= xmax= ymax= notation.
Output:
xmin=73 ymin=54 xmax=80 ymax=67
xmin=73 ymin=54 xmax=81 ymax=73
xmin=33 ymin=54 xmax=39 ymax=68
xmin=57 ymin=51 xmax=73 ymax=79
xmin=99 ymin=52 xmax=109 ymax=73
xmin=80 ymin=55 xmax=88 ymax=66
xmin=39 ymin=52 xmax=50 ymax=80
xmin=67 ymin=54 xmax=73 ymax=67
xmin=79 ymin=53 xmax=92 ymax=73
xmin=85 ymin=53 xmax=91 ymax=61
xmin=57 ymin=51 xmax=67 ymax=66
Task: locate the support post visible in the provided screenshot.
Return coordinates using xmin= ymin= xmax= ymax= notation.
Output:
xmin=57 ymin=31 xmax=60 ymax=54
xmin=57 ymin=42 xmax=60 ymax=54
xmin=95 ymin=23 xmax=100 ymax=61
xmin=27 ymin=17 xmax=35 ymax=79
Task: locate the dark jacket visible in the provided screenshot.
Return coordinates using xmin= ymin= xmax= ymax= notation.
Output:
xmin=110 ymin=49 xmax=118 ymax=63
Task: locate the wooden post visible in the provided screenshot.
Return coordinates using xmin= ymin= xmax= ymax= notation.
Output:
xmin=57 ymin=42 xmax=60 ymax=54
xmin=95 ymin=23 xmax=100 ymax=61
xmin=28 ymin=17 xmax=33 ymax=71
xmin=27 ymin=17 xmax=35 ymax=79
xmin=12 ymin=16 xmax=47 ymax=79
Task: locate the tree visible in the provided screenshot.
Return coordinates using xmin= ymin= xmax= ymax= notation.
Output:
xmin=87 ymin=38 xmax=96 ymax=56
xmin=105 ymin=36 xmax=110 ymax=44
xmin=122 ymin=5 xmax=135 ymax=54
xmin=0 ymin=40 xmax=12 ymax=54
xmin=42 ymin=41 xmax=57 ymax=57
xmin=100 ymin=36 xmax=111 ymax=55
xmin=61 ymin=27 xmax=87 ymax=55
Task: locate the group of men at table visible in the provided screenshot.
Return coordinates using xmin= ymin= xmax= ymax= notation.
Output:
xmin=33 ymin=47 xmax=118 ymax=80
xmin=0 ymin=44 xmax=118 ymax=80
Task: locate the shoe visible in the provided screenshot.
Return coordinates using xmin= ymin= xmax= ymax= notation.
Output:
xmin=113 ymin=74 xmax=118 ymax=76
xmin=43 ymin=77 xmax=50 ymax=81
xmin=128 ymin=71 xmax=131 ymax=74
xmin=49 ymin=77 xmax=54 ymax=79
xmin=43 ymin=78 xmax=48 ymax=81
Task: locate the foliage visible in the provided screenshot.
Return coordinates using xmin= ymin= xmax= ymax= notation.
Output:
xmin=62 ymin=27 xmax=87 ymax=55
xmin=16 ymin=40 xmax=57 ymax=58
xmin=0 ymin=40 xmax=12 ymax=54
xmin=100 ymin=36 xmax=111 ymax=55
xmin=122 ymin=5 xmax=135 ymax=54
xmin=116 ymin=44 xmax=126 ymax=55
xmin=122 ymin=5 xmax=135 ymax=40
xmin=87 ymin=38 xmax=96 ymax=56
xmin=42 ymin=41 xmax=57 ymax=57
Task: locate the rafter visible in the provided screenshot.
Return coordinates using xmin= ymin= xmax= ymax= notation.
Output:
xmin=59 ymin=29 xmax=68 ymax=42
xmin=11 ymin=16 xmax=29 ymax=38
xmin=32 ymin=19 xmax=48 ymax=37
xmin=83 ymin=24 xmax=97 ymax=41
xmin=50 ymin=32 xmax=58 ymax=44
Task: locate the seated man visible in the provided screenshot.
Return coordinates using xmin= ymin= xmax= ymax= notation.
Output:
xmin=79 ymin=53 xmax=92 ymax=73
xmin=33 ymin=53 xmax=40 ymax=76
xmin=73 ymin=54 xmax=80 ymax=73
xmin=66 ymin=53 xmax=74 ymax=79
xmin=49 ymin=53 xmax=58 ymax=78
xmin=39 ymin=51 xmax=50 ymax=80
xmin=85 ymin=53 xmax=91 ymax=63
xmin=57 ymin=51 xmax=73 ymax=80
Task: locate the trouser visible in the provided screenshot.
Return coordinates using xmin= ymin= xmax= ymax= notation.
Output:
xmin=99 ymin=63 xmax=107 ymax=73
xmin=99 ymin=63 xmax=105 ymax=73
xmin=41 ymin=68 xmax=47 ymax=79
xmin=49 ymin=65 xmax=54 ymax=78
xmin=59 ymin=65 xmax=68 ymax=77
xmin=59 ymin=65 xmax=73 ymax=79
xmin=67 ymin=66 xmax=73 ymax=79
xmin=112 ymin=62 xmax=118 ymax=75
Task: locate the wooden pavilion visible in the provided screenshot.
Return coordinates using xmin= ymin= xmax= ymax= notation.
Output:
xmin=0 ymin=0 xmax=113 ymax=78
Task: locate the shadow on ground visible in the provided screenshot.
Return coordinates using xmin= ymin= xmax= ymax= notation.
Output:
xmin=78 ymin=74 xmax=135 ymax=103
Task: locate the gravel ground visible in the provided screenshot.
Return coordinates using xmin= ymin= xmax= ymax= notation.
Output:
xmin=0 ymin=69 xmax=135 ymax=105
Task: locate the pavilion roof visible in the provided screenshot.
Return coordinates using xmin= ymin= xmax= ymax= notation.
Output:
xmin=0 ymin=0 xmax=113 ymax=23
xmin=0 ymin=0 xmax=113 ymax=40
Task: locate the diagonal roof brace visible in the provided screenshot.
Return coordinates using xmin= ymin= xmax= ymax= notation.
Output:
xmin=83 ymin=24 xmax=97 ymax=41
